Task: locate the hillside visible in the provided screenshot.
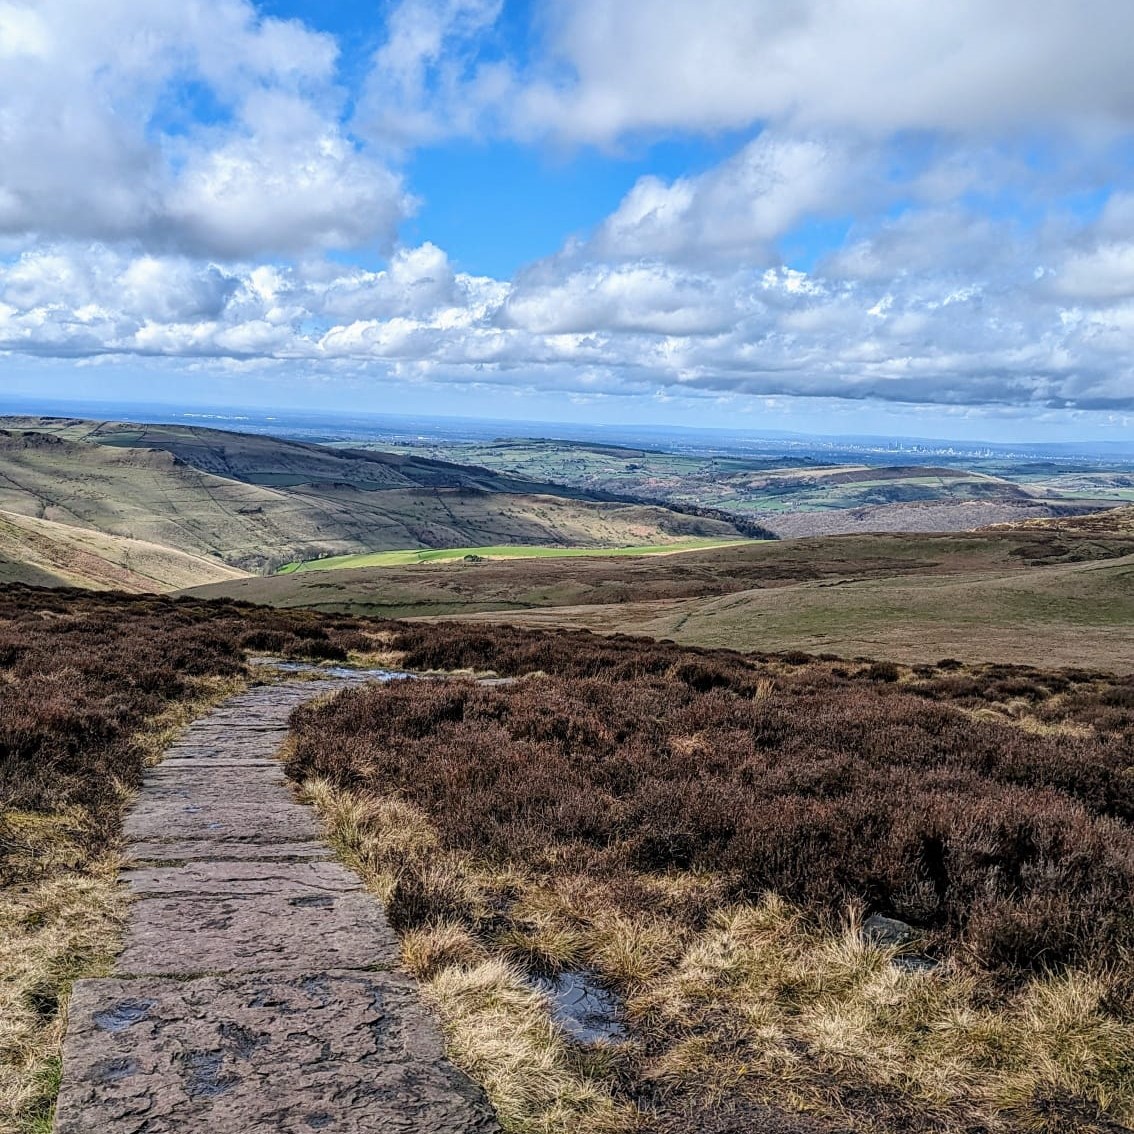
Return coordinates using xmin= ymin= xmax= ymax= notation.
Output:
xmin=443 ymin=552 xmax=1134 ymax=671
xmin=374 ymin=436 xmax=1109 ymax=535
xmin=0 ymin=509 xmax=248 ymax=591
xmin=185 ymin=528 xmax=1134 ymax=669
xmin=0 ymin=423 xmax=746 ymax=573
xmin=10 ymin=417 xmax=610 ymax=496
xmin=985 ymin=503 xmax=1134 ymax=535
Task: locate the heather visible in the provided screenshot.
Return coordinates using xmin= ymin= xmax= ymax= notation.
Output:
xmin=289 ymin=626 xmax=1134 ymax=1132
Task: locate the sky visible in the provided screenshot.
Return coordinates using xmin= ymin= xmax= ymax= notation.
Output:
xmin=1 ymin=1 xmax=1134 ymax=441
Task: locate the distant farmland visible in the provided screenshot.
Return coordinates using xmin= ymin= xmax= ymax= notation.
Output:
xmin=278 ymin=537 xmax=756 ymax=573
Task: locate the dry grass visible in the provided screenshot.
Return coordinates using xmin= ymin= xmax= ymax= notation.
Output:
xmin=303 ymin=778 xmax=636 ymax=1134
xmin=0 ymin=857 xmax=124 ymax=1134
xmin=633 ymin=899 xmax=1134 ymax=1129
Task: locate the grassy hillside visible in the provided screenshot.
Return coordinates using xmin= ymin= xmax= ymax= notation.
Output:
xmin=986 ymin=503 xmax=1134 ymax=535
xmin=0 ymin=424 xmax=746 ymax=573
xmin=445 ymin=553 xmax=1134 ymax=671
xmin=0 ymin=509 xmax=248 ymax=591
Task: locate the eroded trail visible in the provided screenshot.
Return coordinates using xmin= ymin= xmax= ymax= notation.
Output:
xmin=54 ymin=679 xmax=500 ymax=1133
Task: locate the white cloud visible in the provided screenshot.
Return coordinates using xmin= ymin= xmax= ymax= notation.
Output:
xmin=0 ymin=0 xmax=410 ymax=256
xmin=590 ymin=133 xmax=853 ymax=266
xmin=513 ymin=0 xmax=1134 ymax=143
xmin=358 ymin=0 xmax=505 ymax=147
xmin=4 ymin=209 xmax=1134 ymax=410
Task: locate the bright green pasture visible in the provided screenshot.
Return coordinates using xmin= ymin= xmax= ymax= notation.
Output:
xmin=277 ymin=537 xmax=755 ymax=574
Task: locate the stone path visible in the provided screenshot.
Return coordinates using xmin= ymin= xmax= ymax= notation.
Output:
xmin=54 ymin=679 xmax=501 ymax=1133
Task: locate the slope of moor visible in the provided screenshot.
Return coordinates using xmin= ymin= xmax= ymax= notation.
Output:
xmin=0 ymin=423 xmax=746 ymax=576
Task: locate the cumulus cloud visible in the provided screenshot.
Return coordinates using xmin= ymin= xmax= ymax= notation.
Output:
xmin=3 ymin=0 xmax=1134 ymax=421
xmin=513 ymin=0 xmax=1134 ymax=143
xmin=357 ymin=0 xmax=508 ymax=147
xmin=589 ymin=133 xmax=855 ymax=266
xmin=0 ymin=0 xmax=411 ymax=256
xmin=4 ymin=201 xmax=1134 ymax=411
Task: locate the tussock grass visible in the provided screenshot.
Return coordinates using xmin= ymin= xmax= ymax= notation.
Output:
xmin=633 ymin=899 xmax=1134 ymax=1126
xmin=0 ymin=862 xmax=124 ymax=1133
xmin=426 ymin=959 xmax=634 ymax=1133
xmin=304 ymin=778 xmax=635 ymax=1134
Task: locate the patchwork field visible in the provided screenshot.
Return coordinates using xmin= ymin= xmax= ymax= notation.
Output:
xmin=279 ymin=537 xmax=754 ymax=572
xmin=359 ymin=437 xmax=1121 ymax=536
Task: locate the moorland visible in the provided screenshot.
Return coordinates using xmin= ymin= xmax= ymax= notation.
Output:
xmin=4 ymin=590 xmax=1133 ymax=1133
xmin=3 ymin=413 xmax=1134 ymax=1134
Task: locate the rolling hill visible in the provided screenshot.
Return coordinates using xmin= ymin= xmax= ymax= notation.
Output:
xmin=369 ymin=436 xmax=1111 ymax=536
xmin=0 ymin=420 xmax=748 ymax=577
xmin=185 ymin=526 xmax=1134 ymax=669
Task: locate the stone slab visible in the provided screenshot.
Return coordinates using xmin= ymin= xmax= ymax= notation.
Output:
xmin=122 ymin=859 xmax=368 ymax=898
xmin=116 ymin=887 xmax=398 ymax=975
xmin=127 ymin=838 xmax=332 ymax=864
xmin=124 ymin=799 xmax=322 ymax=845
xmin=156 ymin=759 xmax=281 ymax=771
xmin=54 ymin=973 xmax=501 ymax=1134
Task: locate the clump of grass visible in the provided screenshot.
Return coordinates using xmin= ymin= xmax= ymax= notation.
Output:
xmin=425 ymin=959 xmax=634 ymax=1133
xmin=305 ymin=778 xmax=634 ymax=1134
xmin=0 ymin=865 xmax=124 ymax=1133
xmin=634 ymin=898 xmax=1134 ymax=1128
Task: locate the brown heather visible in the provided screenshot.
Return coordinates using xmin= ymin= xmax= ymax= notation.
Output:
xmin=4 ymin=588 xmax=1134 ymax=1133
xmin=289 ymin=622 xmax=1134 ymax=1132
xmin=289 ymin=669 xmax=1134 ymax=974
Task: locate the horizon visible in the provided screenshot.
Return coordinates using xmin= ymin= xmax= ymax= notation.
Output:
xmin=3 ymin=394 xmax=1134 ymax=459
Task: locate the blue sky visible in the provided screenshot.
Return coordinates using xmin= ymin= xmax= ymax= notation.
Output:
xmin=1 ymin=1 xmax=1134 ymax=441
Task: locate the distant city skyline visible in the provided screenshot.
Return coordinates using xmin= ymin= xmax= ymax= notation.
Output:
xmin=1 ymin=1 xmax=1134 ymax=439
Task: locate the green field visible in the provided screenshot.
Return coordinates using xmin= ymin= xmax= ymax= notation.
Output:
xmin=278 ymin=537 xmax=755 ymax=573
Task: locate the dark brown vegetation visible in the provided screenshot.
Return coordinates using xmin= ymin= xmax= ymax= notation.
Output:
xmin=0 ymin=585 xmax=379 ymax=880
xmin=290 ymin=632 xmax=1134 ymax=975
xmin=190 ymin=527 xmax=1134 ymax=617
xmin=289 ymin=622 xmax=1134 ymax=1132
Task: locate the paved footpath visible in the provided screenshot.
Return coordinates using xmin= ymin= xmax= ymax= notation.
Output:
xmin=54 ymin=679 xmax=501 ymax=1133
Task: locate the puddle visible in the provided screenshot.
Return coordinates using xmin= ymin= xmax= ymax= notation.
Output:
xmin=93 ymin=999 xmax=155 ymax=1033
xmin=534 ymin=971 xmax=625 ymax=1043
xmin=257 ymin=658 xmax=415 ymax=682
